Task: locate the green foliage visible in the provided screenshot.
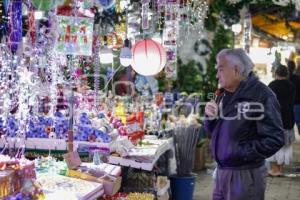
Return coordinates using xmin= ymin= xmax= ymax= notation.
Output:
xmin=176 ymin=59 xmax=203 ymax=94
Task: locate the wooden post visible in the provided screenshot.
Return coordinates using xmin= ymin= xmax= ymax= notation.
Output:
xmin=68 ymin=130 xmax=73 ymax=152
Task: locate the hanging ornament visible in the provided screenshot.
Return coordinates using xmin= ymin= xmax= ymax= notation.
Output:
xmin=120 ymin=39 xmax=132 ymax=67
xmin=98 ymin=0 xmax=115 ymax=10
xmin=142 ymin=0 xmax=150 ymax=30
xmin=8 ymin=0 xmax=22 ymax=53
xmin=132 ymin=39 xmax=166 ymax=76
xmin=99 ymin=45 xmax=113 ymax=64
xmin=28 ymin=8 xmax=36 ymax=45
xmin=0 ymin=0 xmax=9 ymax=41
xmin=93 ymin=37 xmax=101 ymax=108
xmin=163 ymin=2 xmax=179 ymax=80
xmin=120 ymin=47 xmax=132 ymax=67
xmin=135 ymin=75 xmax=158 ymax=96
xmin=243 ymin=7 xmax=251 ymax=53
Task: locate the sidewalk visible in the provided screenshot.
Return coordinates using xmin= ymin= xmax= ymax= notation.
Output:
xmin=194 ymin=129 xmax=300 ymax=200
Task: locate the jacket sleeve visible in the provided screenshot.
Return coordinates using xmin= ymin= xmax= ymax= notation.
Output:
xmin=240 ymin=96 xmax=284 ymax=161
xmin=204 ymin=116 xmax=216 ymax=138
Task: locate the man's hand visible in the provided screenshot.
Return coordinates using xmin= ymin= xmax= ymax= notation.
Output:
xmin=205 ymin=100 xmax=218 ymax=119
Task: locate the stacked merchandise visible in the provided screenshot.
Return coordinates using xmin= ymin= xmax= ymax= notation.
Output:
xmin=0 ymin=155 xmax=37 ymax=199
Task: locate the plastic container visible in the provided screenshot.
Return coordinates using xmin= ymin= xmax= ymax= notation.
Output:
xmin=170 ymin=174 xmax=196 ymax=200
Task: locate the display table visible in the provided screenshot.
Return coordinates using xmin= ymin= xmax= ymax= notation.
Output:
xmin=37 ymin=173 xmax=104 ymax=200
xmin=108 ymin=138 xmax=173 ymax=171
xmin=0 ymin=137 xmax=110 ymax=151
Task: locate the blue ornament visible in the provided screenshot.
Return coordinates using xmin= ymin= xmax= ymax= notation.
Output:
xmin=98 ymin=113 xmax=105 ymax=119
xmin=98 ymin=0 xmax=115 ymax=9
xmin=135 ymin=75 xmax=150 ymax=96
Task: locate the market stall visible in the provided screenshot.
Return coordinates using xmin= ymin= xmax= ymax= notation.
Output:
xmin=0 ymin=0 xmax=209 ymax=199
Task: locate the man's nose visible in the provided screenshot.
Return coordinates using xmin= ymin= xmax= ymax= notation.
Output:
xmin=216 ymin=71 xmax=220 ymax=79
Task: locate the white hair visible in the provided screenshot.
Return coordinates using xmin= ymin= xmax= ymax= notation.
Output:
xmin=217 ymin=48 xmax=254 ymax=78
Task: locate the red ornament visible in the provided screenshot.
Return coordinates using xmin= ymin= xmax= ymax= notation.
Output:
xmin=131 ymin=39 xmax=167 ymax=76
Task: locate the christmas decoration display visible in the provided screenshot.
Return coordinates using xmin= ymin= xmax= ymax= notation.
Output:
xmin=1 ymin=1 xmax=298 ymax=200
xmin=55 ymin=16 xmax=94 ymax=56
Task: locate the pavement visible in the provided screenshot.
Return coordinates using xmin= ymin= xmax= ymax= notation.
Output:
xmin=194 ymin=127 xmax=300 ymax=200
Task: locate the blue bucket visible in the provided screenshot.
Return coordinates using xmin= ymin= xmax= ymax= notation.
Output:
xmin=170 ymin=174 xmax=196 ymax=200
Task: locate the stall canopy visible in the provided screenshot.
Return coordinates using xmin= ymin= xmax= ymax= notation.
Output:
xmin=250 ymin=5 xmax=300 ymax=42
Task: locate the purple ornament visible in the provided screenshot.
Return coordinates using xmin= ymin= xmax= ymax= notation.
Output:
xmin=8 ymin=0 xmax=22 ymax=53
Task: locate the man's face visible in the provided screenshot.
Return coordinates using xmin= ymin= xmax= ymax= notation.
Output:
xmin=216 ymin=54 xmax=240 ymax=92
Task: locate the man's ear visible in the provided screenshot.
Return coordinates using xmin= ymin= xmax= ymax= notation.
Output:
xmin=234 ymin=65 xmax=241 ymax=76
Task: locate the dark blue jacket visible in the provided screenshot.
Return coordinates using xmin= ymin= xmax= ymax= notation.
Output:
xmin=204 ymin=74 xmax=284 ymax=170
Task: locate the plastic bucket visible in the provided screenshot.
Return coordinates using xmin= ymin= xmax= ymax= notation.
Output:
xmin=170 ymin=174 xmax=196 ymax=200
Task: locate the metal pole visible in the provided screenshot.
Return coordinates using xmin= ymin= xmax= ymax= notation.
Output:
xmin=67 ymin=55 xmax=74 ymax=152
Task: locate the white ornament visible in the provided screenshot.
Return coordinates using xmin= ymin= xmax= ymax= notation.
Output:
xmin=120 ymin=47 xmax=132 ymax=67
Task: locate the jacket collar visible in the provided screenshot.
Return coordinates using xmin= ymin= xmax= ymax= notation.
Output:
xmin=223 ymin=72 xmax=258 ymax=104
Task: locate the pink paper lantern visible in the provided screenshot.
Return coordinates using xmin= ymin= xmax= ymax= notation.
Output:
xmin=131 ymin=39 xmax=167 ymax=76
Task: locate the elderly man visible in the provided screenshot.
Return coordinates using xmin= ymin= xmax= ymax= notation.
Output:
xmin=204 ymin=48 xmax=284 ymax=200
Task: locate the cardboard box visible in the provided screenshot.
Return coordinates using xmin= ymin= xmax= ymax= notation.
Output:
xmin=63 ymin=151 xmax=82 ymax=169
xmin=66 ymin=169 xmax=122 ymax=196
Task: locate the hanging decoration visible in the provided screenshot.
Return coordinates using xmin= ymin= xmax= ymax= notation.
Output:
xmin=178 ymin=0 xmax=209 ymax=71
xmin=99 ymin=45 xmax=113 ymax=64
xmin=0 ymin=0 xmax=9 ymax=41
xmin=94 ymin=6 xmax=118 ymax=34
xmin=27 ymin=7 xmax=36 ymax=45
xmin=131 ymin=39 xmax=167 ymax=76
xmin=0 ymin=44 xmax=12 ymax=121
xmin=93 ymin=36 xmax=101 ymax=108
xmin=243 ymin=7 xmax=251 ymax=53
xmin=163 ymin=1 xmax=179 ymax=79
xmin=98 ymin=0 xmax=115 ymax=10
xmin=120 ymin=38 xmax=132 ymax=67
xmin=8 ymin=0 xmax=22 ymax=53
xmin=135 ymin=75 xmax=158 ymax=96
xmin=55 ymin=16 xmax=94 ymax=56
xmin=142 ymin=0 xmax=150 ymax=30
xmin=104 ymin=32 xmax=124 ymax=49
xmin=126 ymin=4 xmax=141 ymax=41
xmin=120 ymin=46 xmax=132 ymax=67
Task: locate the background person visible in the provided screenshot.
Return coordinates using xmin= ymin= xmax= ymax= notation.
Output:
xmin=267 ymin=64 xmax=296 ymax=176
